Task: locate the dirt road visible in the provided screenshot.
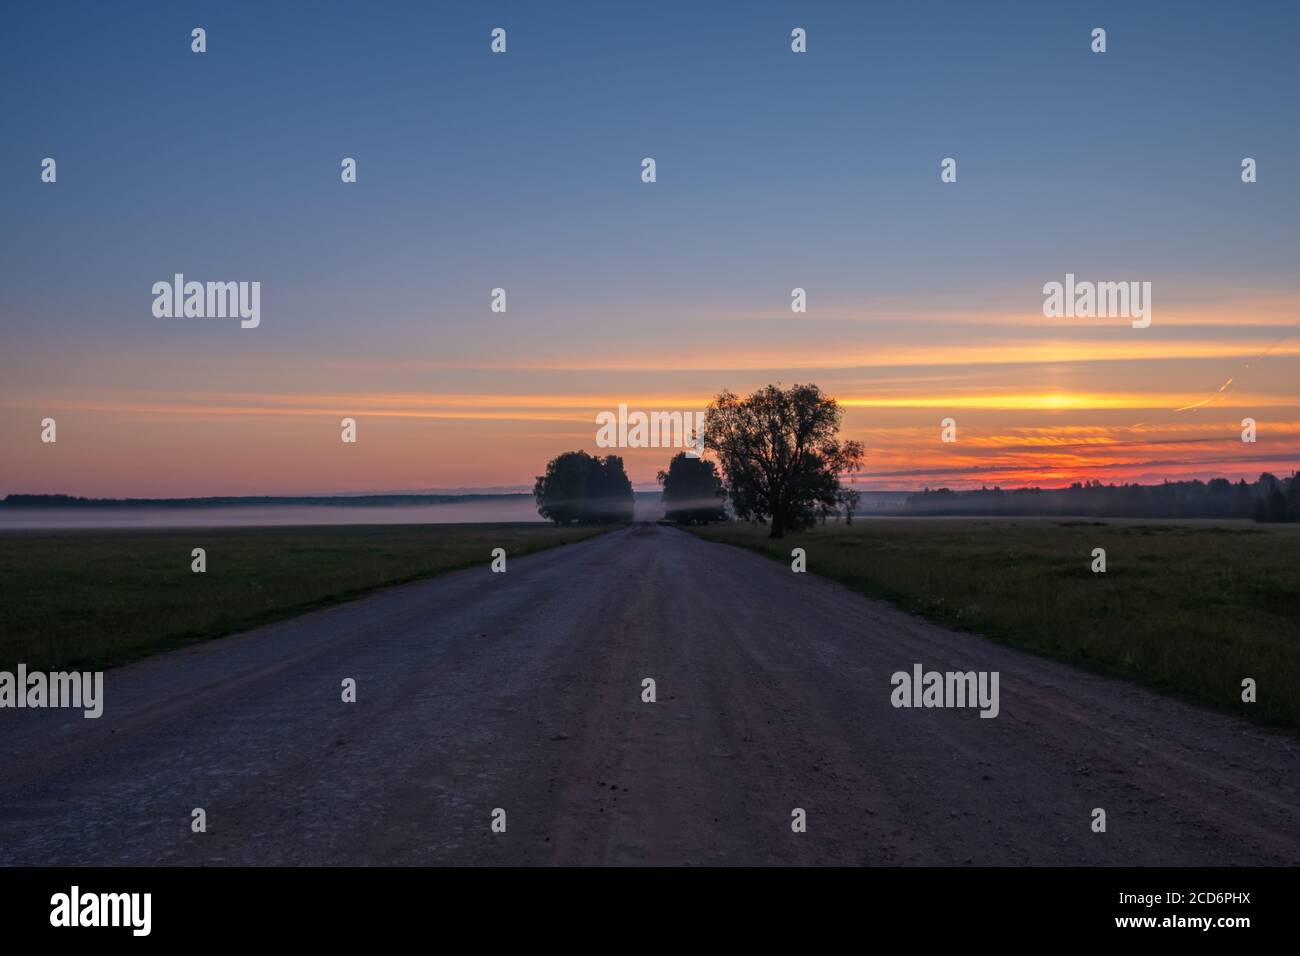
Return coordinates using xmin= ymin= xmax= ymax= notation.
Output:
xmin=1 ymin=524 xmax=1296 ymax=865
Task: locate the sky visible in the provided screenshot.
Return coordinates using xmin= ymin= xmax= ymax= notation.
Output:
xmin=2 ymin=0 xmax=1298 ymax=497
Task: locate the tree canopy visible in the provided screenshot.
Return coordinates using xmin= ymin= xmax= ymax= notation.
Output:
xmin=657 ymin=452 xmax=727 ymax=525
xmin=533 ymin=451 xmax=634 ymax=525
xmin=703 ymin=384 xmax=864 ymax=538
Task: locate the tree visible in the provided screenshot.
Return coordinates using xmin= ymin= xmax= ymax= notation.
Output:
xmin=1232 ymin=479 xmax=1254 ymax=518
xmin=840 ymin=488 xmax=861 ymax=525
xmin=657 ymin=452 xmax=727 ymax=524
xmin=534 ymin=451 xmax=634 ymax=525
xmin=1254 ymin=473 xmax=1287 ymax=523
xmin=703 ymin=383 xmax=864 ymax=538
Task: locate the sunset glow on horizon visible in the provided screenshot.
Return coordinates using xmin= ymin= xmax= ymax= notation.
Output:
xmin=5 ymin=292 xmax=1297 ymax=496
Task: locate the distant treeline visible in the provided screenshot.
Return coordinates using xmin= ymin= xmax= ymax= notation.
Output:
xmin=0 ymin=493 xmax=529 ymax=509
xmin=903 ymin=473 xmax=1300 ymax=522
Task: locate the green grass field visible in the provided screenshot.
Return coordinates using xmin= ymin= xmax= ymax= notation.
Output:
xmin=689 ymin=518 xmax=1300 ymax=732
xmin=0 ymin=523 xmax=608 ymax=672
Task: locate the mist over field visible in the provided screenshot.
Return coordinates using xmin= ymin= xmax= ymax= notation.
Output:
xmin=0 ymin=491 xmax=915 ymax=529
xmin=0 ymin=501 xmax=544 ymax=530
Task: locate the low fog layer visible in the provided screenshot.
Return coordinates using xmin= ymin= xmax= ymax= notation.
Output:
xmin=0 ymin=501 xmax=547 ymax=530
xmin=0 ymin=491 xmax=910 ymax=530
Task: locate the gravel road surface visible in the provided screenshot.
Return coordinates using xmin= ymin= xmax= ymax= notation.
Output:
xmin=2 ymin=524 xmax=1296 ymax=865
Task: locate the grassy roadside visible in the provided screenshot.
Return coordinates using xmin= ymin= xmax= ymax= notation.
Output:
xmin=0 ymin=522 xmax=610 ymax=672
xmin=687 ymin=518 xmax=1300 ymax=732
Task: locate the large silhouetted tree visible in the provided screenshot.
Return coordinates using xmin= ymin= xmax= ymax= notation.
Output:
xmin=657 ymin=452 xmax=727 ymax=524
xmin=534 ymin=451 xmax=634 ymax=525
xmin=703 ymin=384 xmax=864 ymax=538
